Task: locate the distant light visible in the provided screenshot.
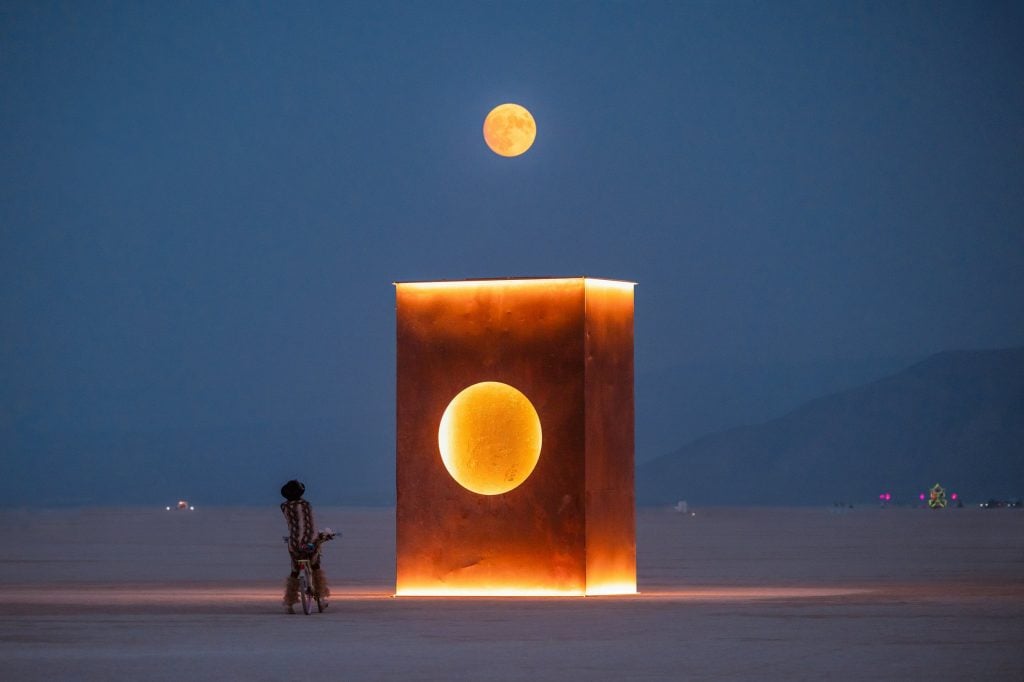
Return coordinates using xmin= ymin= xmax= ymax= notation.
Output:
xmin=189 ymin=506 xmax=195 ymax=511
xmin=919 ymin=493 xmax=926 ymax=501
xmin=951 ymin=493 xmax=958 ymax=500
xmin=165 ymin=506 xmax=171 ymax=511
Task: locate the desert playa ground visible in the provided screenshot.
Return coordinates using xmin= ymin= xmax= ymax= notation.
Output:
xmin=1 ymin=505 xmax=1021 ymax=680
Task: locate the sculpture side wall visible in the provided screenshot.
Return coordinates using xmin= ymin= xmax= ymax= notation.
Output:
xmin=583 ymin=281 xmax=637 ymax=593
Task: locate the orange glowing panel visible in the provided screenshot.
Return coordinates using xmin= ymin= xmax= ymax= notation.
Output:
xmin=395 ymin=277 xmax=636 ymax=596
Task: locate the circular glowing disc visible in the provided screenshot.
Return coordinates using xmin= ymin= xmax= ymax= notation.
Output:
xmin=438 ymin=381 xmax=542 ymax=495
xmin=482 ymin=103 xmax=536 ymax=157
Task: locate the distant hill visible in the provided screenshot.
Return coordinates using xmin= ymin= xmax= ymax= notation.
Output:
xmin=636 ymin=355 xmax=916 ymax=462
xmin=637 ymin=347 xmax=1024 ymax=506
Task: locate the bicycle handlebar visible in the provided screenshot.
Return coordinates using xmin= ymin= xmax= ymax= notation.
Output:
xmin=282 ymin=530 xmax=339 ymax=553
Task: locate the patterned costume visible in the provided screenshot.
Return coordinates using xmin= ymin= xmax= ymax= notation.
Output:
xmin=282 ymin=499 xmax=316 ymax=568
xmin=281 ymin=497 xmax=330 ymax=610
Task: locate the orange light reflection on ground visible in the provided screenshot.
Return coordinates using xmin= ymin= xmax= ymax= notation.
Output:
xmin=395 ymin=586 xmax=586 ymax=597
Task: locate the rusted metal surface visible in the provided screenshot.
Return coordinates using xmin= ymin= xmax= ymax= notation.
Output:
xmin=395 ymin=277 xmax=635 ymax=595
xmin=583 ymin=280 xmax=637 ymax=592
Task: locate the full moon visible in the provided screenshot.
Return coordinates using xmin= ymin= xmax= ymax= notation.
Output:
xmin=482 ymin=103 xmax=536 ymax=157
xmin=438 ymin=381 xmax=543 ymax=495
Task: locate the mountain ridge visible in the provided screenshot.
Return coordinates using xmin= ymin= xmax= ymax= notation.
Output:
xmin=637 ymin=346 xmax=1024 ymax=506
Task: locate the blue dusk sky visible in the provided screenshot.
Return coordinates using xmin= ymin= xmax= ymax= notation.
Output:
xmin=1 ymin=2 xmax=1022 ymax=503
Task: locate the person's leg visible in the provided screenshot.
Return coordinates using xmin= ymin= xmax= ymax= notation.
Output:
xmin=283 ymin=557 xmax=300 ymax=613
xmin=311 ymin=560 xmax=330 ymax=600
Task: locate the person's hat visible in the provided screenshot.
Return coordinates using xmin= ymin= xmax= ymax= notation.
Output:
xmin=281 ymin=480 xmax=305 ymax=501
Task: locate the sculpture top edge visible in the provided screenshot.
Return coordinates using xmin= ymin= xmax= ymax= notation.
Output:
xmin=393 ymin=277 xmax=636 ymax=287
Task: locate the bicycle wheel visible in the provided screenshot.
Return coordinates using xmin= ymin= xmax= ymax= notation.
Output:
xmin=298 ymin=568 xmax=313 ymax=615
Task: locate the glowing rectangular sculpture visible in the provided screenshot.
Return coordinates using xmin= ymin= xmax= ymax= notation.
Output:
xmin=395 ymin=277 xmax=636 ymax=595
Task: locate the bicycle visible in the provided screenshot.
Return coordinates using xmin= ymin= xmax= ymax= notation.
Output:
xmin=283 ymin=529 xmax=337 ymax=615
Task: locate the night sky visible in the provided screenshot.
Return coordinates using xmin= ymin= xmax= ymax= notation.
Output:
xmin=2 ymin=2 xmax=1022 ymax=503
